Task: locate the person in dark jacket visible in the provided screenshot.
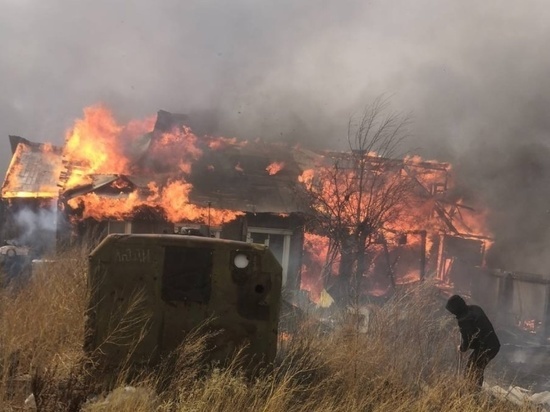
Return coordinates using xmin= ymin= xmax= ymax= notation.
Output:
xmin=445 ymin=294 xmax=500 ymax=390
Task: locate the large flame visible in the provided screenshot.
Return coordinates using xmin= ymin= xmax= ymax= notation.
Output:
xmin=61 ymin=105 xmax=240 ymax=225
xmin=64 ymin=105 xmax=155 ymax=180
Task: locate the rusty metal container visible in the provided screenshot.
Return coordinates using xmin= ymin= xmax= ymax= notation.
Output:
xmin=85 ymin=234 xmax=282 ymax=374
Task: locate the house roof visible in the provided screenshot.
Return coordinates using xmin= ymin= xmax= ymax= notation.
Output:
xmin=1 ymin=136 xmax=63 ymax=199
xmin=53 ymin=109 xmax=308 ymax=214
xmin=57 ymin=139 xmax=306 ymax=214
xmin=1 ymin=111 xmax=478 ymax=233
xmin=187 ymin=139 xmax=305 ymax=213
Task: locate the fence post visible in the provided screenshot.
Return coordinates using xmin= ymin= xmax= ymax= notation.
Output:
xmin=543 ymin=283 xmax=550 ymax=343
xmin=496 ymin=272 xmax=513 ymax=324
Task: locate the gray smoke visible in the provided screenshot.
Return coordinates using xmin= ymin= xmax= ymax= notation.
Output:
xmin=12 ymin=203 xmax=58 ymax=253
xmin=1 ymin=0 xmax=550 ymax=272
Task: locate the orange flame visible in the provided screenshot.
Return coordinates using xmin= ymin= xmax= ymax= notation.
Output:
xmin=60 ymin=105 xmax=242 ymax=226
xmin=299 ymin=154 xmax=492 ymax=298
xmin=147 ymin=126 xmax=203 ymax=175
xmin=207 ymin=136 xmax=247 ymax=150
xmin=266 ymin=161 xmax=285 ymax=175
xmin=64 ymin=105 xmax=154 ymax=179
xmin=62 ymin=106 xmax=155 ymax=190
xmin=301 ymin=233 xmax=331 ymax=302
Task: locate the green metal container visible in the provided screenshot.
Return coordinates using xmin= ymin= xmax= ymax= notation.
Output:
xmin=85 ymin=234 xmax=282 ymax=374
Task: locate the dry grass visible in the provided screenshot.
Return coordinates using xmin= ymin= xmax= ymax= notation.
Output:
xmin=0 ymin=248 xmax=542 ymax=411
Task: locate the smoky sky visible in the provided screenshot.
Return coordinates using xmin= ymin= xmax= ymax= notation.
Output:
xmin=2 ymin=0 xmax=550 ymax=273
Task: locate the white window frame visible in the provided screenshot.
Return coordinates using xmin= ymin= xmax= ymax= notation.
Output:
xmin=247 ymin=227 xmax=292 ymax=286
xmin=108 ymin=221 xmax=132 ymax=234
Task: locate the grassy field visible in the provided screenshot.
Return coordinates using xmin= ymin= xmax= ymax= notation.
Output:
xmin=0 ymin=248 xmax=542 ymax=411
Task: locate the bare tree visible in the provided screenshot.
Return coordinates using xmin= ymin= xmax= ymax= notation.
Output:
xmin=299 ymin=97 xmax=415 ymax=306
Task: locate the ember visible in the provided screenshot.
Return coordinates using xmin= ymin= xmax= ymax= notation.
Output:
xmin=266 ymin=161 xmax=285 ymax=175
xmin=519 ymin=319 xmax=540 ymax=334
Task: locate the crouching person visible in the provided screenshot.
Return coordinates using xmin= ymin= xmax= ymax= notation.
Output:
xmin=445 ymin=294 xmax=500 ymax=391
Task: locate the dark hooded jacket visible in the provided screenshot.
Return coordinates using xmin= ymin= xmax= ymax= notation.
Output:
xmin=445 ymin=295 xmax=500 ymax=353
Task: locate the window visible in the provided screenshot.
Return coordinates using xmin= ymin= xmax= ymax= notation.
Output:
xmin=162 ymin=246 xmax=213 ymax=303
xmin=108 ymin=221 xmax=130 ymax=234
xmin=247 ymin=227 xmax=292 ymax=286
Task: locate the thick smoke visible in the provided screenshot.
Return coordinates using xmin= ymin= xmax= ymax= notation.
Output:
xmin=10 ymin=202 xmax=59 ymax=255
xmin=1 ymin=0 xmax=550 ymax=272
xmin=14 ymin=206 xmax=56 ymax=239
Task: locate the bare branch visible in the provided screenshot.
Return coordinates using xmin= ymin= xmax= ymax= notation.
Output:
xmin=298 ymin=96 xmax=420 ymax=306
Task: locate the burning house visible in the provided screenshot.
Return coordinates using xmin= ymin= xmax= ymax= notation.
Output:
xmin=1 ymin=105 xmax=493 ymax=303
xmin=1 ymin=107 xmax=308 ymax=289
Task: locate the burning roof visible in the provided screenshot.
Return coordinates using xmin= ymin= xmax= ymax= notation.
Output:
xmin=1 ymin=136 xmax=63 ymax=199
xmin=1 ymin=107 xmax=306 ymax=223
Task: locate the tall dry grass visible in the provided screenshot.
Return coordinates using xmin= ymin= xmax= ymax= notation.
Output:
xmin=0 ymin=248 xmax=89 ymax=410
xmin=0 ymin=248 xmax=542 ymax=411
